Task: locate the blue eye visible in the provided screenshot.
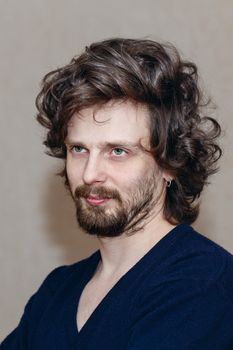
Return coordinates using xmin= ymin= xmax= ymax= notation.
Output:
xmin=72 ymin=146 xmax=86 ymax=153
xmin=112 ymin=148 xmax=127 ymax=156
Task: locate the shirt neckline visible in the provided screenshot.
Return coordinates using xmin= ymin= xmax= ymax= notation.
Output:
xmin=71 ymin=224 xmax=193 ymax=339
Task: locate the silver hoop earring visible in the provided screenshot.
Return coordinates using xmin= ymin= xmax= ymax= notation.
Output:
xmin=167 ymin=180 xmax=172 ymax=188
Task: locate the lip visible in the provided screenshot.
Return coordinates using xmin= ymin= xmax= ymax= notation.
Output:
xmin=85 ymin=196 xmax=111 ymax=206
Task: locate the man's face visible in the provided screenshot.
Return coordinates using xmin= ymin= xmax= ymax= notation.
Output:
xmin=65 ymin=100 xmax=166 ymax=237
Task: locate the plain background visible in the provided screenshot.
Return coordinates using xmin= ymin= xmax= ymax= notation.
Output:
xmin=0 ymin=0 xmax=232 ymax=340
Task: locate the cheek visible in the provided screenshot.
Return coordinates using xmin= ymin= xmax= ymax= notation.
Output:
xmin=66 ymin=159 xmax=83 ymax=191
xmin=122 ymin=161 xmax=162 ymax=192
xmin=124 ymin=158 xmax=158 ymax=182
xmin=113 ymin=167 xmax=148 ymax=194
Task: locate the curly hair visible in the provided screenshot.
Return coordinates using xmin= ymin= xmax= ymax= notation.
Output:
xmin=36 ymin=38 xmax=222 ymax=225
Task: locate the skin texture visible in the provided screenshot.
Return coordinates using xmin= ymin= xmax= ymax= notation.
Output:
xmin=65 ymin=100 xmax=175 ymax=331
xmin=65 ymin=99 xmax=174 ymax=270
xmin=65 ymin=100 xmax=170 ymax=237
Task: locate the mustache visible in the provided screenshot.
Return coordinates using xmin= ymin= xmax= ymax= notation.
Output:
xmin=74 ymin=184 xmax=122 ymax=202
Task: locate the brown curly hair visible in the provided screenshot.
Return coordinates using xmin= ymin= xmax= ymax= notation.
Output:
xmin=36 ymin=38 xmax=222 ymax=225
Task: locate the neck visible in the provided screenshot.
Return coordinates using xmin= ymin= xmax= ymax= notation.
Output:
xmin=95 ymin=212 xmax=176 ymax=280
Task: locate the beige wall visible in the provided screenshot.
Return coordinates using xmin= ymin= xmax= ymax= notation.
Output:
xmin=1 ymin=0 xmax=233 ymax=340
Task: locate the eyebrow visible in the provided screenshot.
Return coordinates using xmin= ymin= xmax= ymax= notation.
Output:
xmin=65 ymin=139 xmax=148 ymax=151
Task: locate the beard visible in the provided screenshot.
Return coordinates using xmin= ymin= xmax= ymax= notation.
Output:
xmin=72 ymin=171 xmax=163 ymax=238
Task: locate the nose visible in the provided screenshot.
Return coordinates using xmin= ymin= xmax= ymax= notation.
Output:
xmin=82 ymin=153 xmax=107 ymax=185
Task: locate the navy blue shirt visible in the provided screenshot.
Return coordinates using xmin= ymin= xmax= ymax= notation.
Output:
xmin=1 ymin=224 xmax=233 ymax=349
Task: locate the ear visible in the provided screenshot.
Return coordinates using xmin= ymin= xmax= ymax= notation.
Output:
xmin=162 ymin=171 xmax=173 ymax=183
xmin=162 ymin=174 xmax=173 ymax=188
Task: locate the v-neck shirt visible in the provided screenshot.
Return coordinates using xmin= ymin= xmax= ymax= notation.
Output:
xmin=2 ymin=224 xmax=233 ymax=349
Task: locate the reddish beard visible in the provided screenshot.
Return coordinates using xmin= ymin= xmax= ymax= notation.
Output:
xmin=74 ymin=184 xmax=122 ymax=203
xmin=72 ymin=174 xmax=158 ymax=237
xmin=73 ymin=184 xmax=127 ymax=237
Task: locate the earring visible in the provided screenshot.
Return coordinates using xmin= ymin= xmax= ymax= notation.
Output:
xmin=167 ymin=180 xmax=172 ymax=188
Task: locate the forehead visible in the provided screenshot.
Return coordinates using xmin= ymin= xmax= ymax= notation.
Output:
xmin=66 ymin=100 xmax=151 ymax=145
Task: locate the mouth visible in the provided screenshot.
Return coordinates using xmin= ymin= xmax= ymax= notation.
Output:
xmin=84 ymin=195 xmax=111 ymax=206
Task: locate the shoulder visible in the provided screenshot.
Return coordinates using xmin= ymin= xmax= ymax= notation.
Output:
xmin=21 ymin=249 xmax=100 ymax=322
xmin=128 ymin=225 xmax=233 ymax=349
xmin=160 ymin=224 xmax=233 ymax=278
xmin=139 ymin=224 xmax=233 ymax=306
xmin=129 ymin=226 xmax=233 ymax=342
xmin=172 ymin=225 xmax=233 ymax=283
xmin=36 ymin=249 xmax=100 ymax=296
xmin=0 ymin=251 xmax=100 ymax=347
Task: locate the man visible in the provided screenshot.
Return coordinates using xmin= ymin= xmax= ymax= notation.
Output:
xmin=1 ymin=38 xmax=233 ymax=349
